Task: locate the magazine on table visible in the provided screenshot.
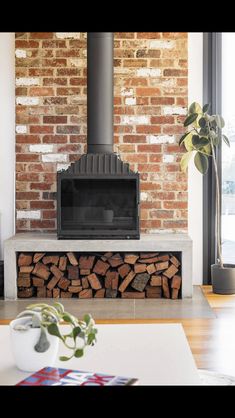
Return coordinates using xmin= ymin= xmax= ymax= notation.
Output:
xmin=16 ymin=366 xmax=139 ymax=386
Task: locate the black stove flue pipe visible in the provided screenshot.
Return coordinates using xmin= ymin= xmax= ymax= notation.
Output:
xmin=87 ymin=32 xmax=114 ymax=154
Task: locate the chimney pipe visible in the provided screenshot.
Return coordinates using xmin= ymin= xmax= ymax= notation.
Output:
xmin=87 ymin=32 xmax=114 ymax=154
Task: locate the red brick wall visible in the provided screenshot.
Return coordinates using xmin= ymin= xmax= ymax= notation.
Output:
xmin=15 ymin=32 xmax=188 ymax=233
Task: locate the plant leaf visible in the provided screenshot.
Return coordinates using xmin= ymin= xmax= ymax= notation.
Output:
xmin=212 ymin=135 xmax=220 ymax=146
xmin=192 ymin=135 xmax=209 ymax=149
xmin=179 ymin=132 xmax=190 ymax=146
xmin=53 ymin=302 xmax=64 ymax=315
xmin=72 ymin=326 xmax=81 ymax=340
xmin=47 ymin=323 xmax=63 ymax=340
xmin=83 ymin=314 xmax=92 ymax=326
xmin=59 ymin=356 xmax=72 ymax=361
xmin=183 ymin=132 xmax=194 ymax=151
xmin=194 ymin=152 xmax=208 ymax=174
xmin=180 ymin=151 xmax=193 ymax=172
xmin=34 ymin=327 xmax=50 ymax=353
xmin=62 ymin=312 xmax=76 ymax=325
xmin=198 ymin=117 xmax=207 ymax=128
xmin=74 ymin=348 xmax=84 ymax=358
xmin=215 ymin=115 xmax=225 ymax=129
xmin=202 ymin=103 xmax=210 ymax=113
xmin=223 ymin=134 xmax=230 ymax=147
xmin=184 ymin=113 xmax=198 ymax=127
xmin=189 ymin=102 xmax=202 ymax=114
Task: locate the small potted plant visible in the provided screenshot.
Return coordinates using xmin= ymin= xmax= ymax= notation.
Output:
xmin=10 ymin=302 xmax=97 ymax=372
xmin=179 ymin=102 xmax=235 ymax=294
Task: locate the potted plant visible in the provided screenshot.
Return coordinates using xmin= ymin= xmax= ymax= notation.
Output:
xmin=179 ymin=102 xmax=235 ymax=294
xmin=10 ymin=302 xmax=97 ymax=372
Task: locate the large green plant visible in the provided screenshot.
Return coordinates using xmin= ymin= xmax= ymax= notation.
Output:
xmin=179 ymin=102 xmax=230 ymax=268
xmin=14 ymin=302 xmax=97 ymax=361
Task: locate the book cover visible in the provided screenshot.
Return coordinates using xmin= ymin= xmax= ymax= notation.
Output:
xmin=16 ymin=366 xmax=138 ymax=386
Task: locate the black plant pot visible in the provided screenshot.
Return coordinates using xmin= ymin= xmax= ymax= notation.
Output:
xmin=211 ymin=264 xmax=235 ymax=294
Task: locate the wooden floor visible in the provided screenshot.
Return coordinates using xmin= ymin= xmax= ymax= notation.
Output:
xmin=1 ymin=286 xmax=235 ymax=375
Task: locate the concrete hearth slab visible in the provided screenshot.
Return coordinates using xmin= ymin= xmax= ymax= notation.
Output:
xmin=0 ymin=287 xmax=214 ymax=320
xmin=4 ymin=232 xmax=192 ymax=299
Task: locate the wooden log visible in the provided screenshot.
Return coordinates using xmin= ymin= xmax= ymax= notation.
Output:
xmin=155 ymin=261 xmax=169 ymax=271
xmin=131 ymin=273 xmax=150 ymax=292
xmin=108 ymin=253 xmax=124 ymax=268
xmin=111 ymin=272 xmax=119 ymax=290
xmin=162 ymin=277 xmax=170 ymax=298
xmin=163 ymin=264 xmax=178 ymax=279
xmin=138 ymin=256 xmax=159 ymax=264
xmin=139 ymin=252 xmax=159 ymax=259
xmin=134 ymin=263 xmax=147 ymax=273
xmin=80 ymin=269 xmax=90 ymax=276
xmin=118 ymin=270 xmax=135 ymax=293
xmin=156 ymin=254 xmax=170 ymax=262
xmin=18 ymin=287 xmax=34 ymax=298
xmin=18 ymin=272 xmax=31 ymax=279
xmin=146 ymin=263 xmax=157 ymax=275
xmin=146 ymin=286 xmax=162 ymax=298
xmin=67 ymin=252 xmax=78 ymax=266
xmin=105 ymin=275 xmax=112 ymax=289
xmin=71 ymin=279 xmax=81 ymax=286
xmin=81 ymin=277 xmax=89 ymax=289
xmin=170 ymin=255 xmax=181 ymax=268
xmin=32 ymin=277 xmax=45 ymax=287
xmin=67 ymin=265 xmax=79 ymax=280
xmin=68 ymin=286 xmax=82 ymax=293
xmin=59 ymin=256 xmax=67 ymax=271
xmin=47 ymin=276 xmax=60 ymax=290
xmin=32 ymin=263 xmax=50 ymax=280
xmin=18 ymin=253 xmax=33 ymax=267
xmin=33 ymin=253 xmax=46 ymax=263
xmin=93 ymin=259 xmax=109 ymax=276
xmin=124 ymin=254 xmax=139 ymax=265
xmin=121 ymin=292 xmax=145 ymax=299
xmin=150 ymin=275 xmax=162 ymax=286
xmin=171 ymin=275 xmax=182 ymax=290
xmin=19 ymin=266 xmax=34 ymax=273
xmin=50 ymin=265 xmax=64 ymax=280
xmin=79 ymin=255 xmax=95 ymax=269
xmin=61 ymin=291 xmax=72 ymax=298
xmin=87 ymin=273 xmax=102 ymax=290
xmin=172 ymin=288 xmax=180 ymax=299
xmin=94 ymin=289 xmax=105 ymax=298
xmin=105 ymin=270 xmax=118 ymax=289
xmin=79 ymin=289 xmax=93 ymax=298
xmin=37 ymin=287 xmax=46 ymax=298
xmin=101 ymin=252 xmax=113 ymax=261
xmin=42 ymin=255 xmax=59 ymax=265
xmin=57 ymin=277 xmax=70 ymax=291
xmin=17 ymin=277 xmax=31 ymax=288
xmin=105 ymin=289 xmax=118 ymax=298
xmin=53 ymin=288 xmax=60 ymax=298
xmin=46 ymin=289 xmax=52 ymax=298
xmin=118 ymin=263 xmax=131 ymax=279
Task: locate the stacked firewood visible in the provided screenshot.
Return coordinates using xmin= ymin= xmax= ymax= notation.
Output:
xmin=17 ymin=252 xmax=182 ymax=299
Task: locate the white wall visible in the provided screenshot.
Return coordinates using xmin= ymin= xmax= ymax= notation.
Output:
xmin=0 ymin=33 xmax=15 ymax=259
xmin=188 ymin=33 xmax=203 ymax=284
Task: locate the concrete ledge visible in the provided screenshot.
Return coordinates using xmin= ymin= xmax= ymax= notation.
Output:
xmin=4 ymin=232 xmax=192 ymax=299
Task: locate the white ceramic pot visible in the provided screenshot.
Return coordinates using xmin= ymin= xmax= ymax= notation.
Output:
xmin=10 ymin=317 xmax=59 ymax=372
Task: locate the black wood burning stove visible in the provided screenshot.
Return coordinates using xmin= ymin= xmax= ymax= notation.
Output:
xmin=57 ymin=33 xmax=140 ymax=239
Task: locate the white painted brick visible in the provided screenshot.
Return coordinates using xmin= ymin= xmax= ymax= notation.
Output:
xmin=149 ymin=229 xmax=175 ymax=234
xmin=56 ymin=32 xmax=80 ymax=39
xmin=16 ymin=77 xmax=40 ymax=86
xmin=15 ymin=49 xmax=27 ymax=58
xmin=125 ymin=97 xmax=136 ymax=106
xmin=149 ymin=40 xmax=174 ymax=49
xmin=57 ymin=163 xmax=70 ymax=171
xmin=68 ymin=58 xmax=86 ymax=67
xmin=163 ymin=154 xmax=175 ymax=163
xmin=29 ymin=144 xmax=54 ymax=153
xmin=42 ymin=154 xmax=68 ymax=163
xmin=140 ymin=192 xmax=149 ymax=201
xmin=16 ymin=97 xmax=39 ymax=106
xmin=16 ymin=125 xmax=27 ymax=134
xmin=163 ymin=106 xmax=187 ymax=115
xmin=121 ymin=88 xmax=134 ymax=97
xmin=147 ymin=135 xmax=175 ymax=144
xmin=121 ymin=115 xmax=149 ymax=125
xmin=136 ymin=68 xmax=161 ymax=77
xmin=17 ymin=210 xmax=41 ymax=220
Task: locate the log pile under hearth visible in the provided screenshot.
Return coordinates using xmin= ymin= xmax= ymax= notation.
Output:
xmin=17 ymin=252 xmax=182 ymax=299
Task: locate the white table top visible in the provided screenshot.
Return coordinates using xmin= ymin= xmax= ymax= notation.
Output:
xmin=0 ymin=323 xmax=201 ymax=385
